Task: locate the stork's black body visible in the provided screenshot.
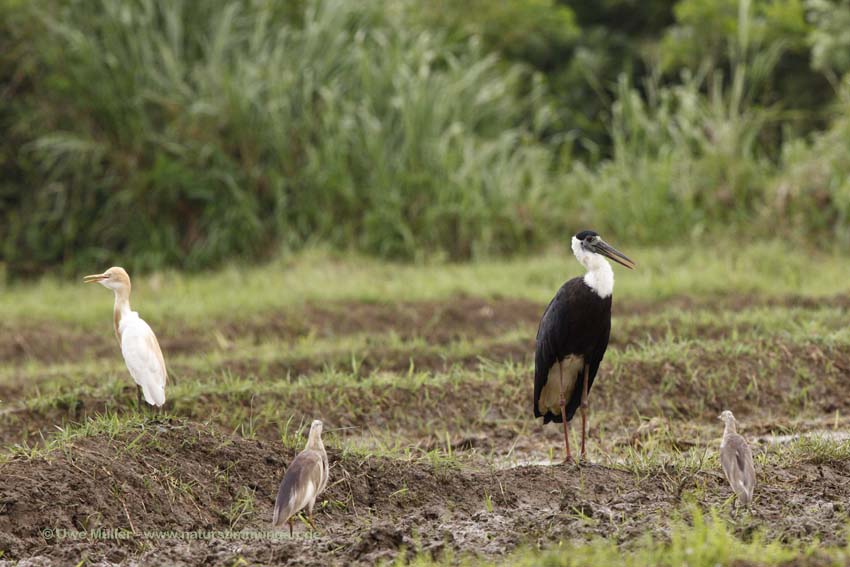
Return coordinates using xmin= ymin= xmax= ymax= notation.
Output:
xmin=532 ymin=229 xmax=634 ymax=461
xmin=534 ymin=277 xmax=611 ymax=424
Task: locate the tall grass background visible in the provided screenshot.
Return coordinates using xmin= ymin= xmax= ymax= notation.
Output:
xmin=1 ymin=0 xmax=849 ymax=277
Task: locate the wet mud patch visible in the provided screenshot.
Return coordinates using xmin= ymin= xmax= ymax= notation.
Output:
xmin=5 ymin=292 xmax=849 ymax=366
xmin=1 ymin=420 xmax=848 ymax=566
xmin=0 ymin=322 xmax=208 ymax=367
xmin=597 ymin=339 xmax=850 ymax=420
xmin=0 ymin=298 xmax=542 ymax=366
xmin=614 ymin=293 xmax=850 ymax=318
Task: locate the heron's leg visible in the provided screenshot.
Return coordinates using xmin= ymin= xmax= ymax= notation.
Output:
xmin=558 ymin=360 xmax=572 ymax=461
xmin=306 ymin=503 xmax=317 ymax=531
xmin=580 ymin=365 xmax=589 ymax=459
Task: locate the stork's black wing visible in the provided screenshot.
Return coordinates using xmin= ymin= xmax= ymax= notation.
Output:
xmin=533 ymin=277 xmax=612 ymax=423
xmin=533 ymin=278 xmax=581 ymax=422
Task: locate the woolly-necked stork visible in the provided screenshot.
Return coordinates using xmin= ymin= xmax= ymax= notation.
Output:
xmin=533 ymin=230 xmax=635 ymax=461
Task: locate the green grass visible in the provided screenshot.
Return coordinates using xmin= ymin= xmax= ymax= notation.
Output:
xmin=2 ymin=241 xmax=850 ymax=327
xmin=4 ymin=245 xmax=850 ymax=563
xmin=401 ymin=508 xmax=846 ymax=566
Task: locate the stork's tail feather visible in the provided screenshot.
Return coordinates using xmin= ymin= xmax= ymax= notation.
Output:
xmin=541 ymin=411 xmax=563 ymax=424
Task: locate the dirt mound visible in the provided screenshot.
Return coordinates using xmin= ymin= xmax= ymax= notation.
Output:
xmin=2 ymin=419 xmax=849 ymax=565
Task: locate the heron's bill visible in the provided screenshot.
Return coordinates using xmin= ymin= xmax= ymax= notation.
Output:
xmin=595 ymin=240 xmax=636 ymax=270
xmin=83 ymin=273 xmax=107 ymax=283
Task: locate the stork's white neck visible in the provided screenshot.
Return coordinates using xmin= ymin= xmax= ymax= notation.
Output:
xmin=571 ymin=236 xmax=614 ymax=298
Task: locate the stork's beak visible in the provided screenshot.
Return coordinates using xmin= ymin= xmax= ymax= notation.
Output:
xmin=593 ymin=240 xmax=636 ymax=270
xmin=83 ymin=273 xmax=108 ymax=283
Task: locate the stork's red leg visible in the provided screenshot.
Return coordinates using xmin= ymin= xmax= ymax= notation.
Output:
xmin=580 ymin=364 xmax=589 ymax=459
xmin=560 ymin=397 xmax=571 ymax=461
xmin=558 ymin=360 xmax=572 ymax=462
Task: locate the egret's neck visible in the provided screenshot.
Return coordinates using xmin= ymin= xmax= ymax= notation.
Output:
xmin=112 ymin=288 xmax=132 ymax=339
xmin=571 ymin=237 xmax=614 ymax=298
xmin=723 ymin=420 xmax=738 ymax=436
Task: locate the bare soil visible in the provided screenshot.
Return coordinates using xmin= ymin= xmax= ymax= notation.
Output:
xmin=0 ymin=297 xmax=542 ymax=366
xmin=1 ymin=421 xmax=848 ymax=566
xmin=4 ymin=293 xmax=848 ymax=365
xmin=2 ymin=294 xmax=850 ymax=565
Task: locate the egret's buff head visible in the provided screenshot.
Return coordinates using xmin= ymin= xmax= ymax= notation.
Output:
xmin=83 ymin=267 xmax=132 ymax=293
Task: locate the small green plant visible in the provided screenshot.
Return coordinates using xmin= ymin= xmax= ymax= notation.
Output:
xmin=226 ymin=486 xmax=257 ymax=530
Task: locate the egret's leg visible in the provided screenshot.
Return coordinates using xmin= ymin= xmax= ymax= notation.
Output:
xmin=558 ymin=360 xmax=572 ymax=462
xmin=288 ymin=517 xmax=294 ymax=537
xmin=136 ymin=385 xmax=143 ymax=409
xmin=580 ymin=365 xmax=589 ymax=459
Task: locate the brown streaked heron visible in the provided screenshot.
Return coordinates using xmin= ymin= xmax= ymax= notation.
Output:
xmin=719 ymin=410 xmax=756 ymax=507
xmin=83 ymin=267 xmax=167 ymax=408
xmin=273 ymin=420 xmax=330 ymax=535
xmin=533 ymin=230 xmax=635 ymax=462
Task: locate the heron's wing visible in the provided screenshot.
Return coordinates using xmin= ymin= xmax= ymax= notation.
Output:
xmin=121 ymin=316 xmax=167 ymax=406
xmin=720 ymin=435 xmax=756 ymax=502
xmin=273 ymin=450 xmax=325 ymax=526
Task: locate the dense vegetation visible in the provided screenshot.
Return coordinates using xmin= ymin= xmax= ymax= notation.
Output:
xmin=2 ymin=0 xmax=850 ymax=276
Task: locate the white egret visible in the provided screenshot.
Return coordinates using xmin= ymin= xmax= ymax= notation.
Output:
xmin=83 ymin=267 xmax=167 ymax=408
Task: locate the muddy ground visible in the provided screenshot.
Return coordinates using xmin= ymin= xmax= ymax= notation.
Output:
xmin=2 ymin=295 xmax=850 ymax=565
xmin=2 ymin=421 xmax=849 ymax=566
